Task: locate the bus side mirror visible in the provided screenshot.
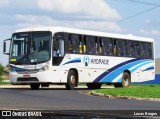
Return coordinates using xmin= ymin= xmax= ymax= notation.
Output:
xmin=3 ymin=42 xmax=6 ymax=53
xmin=3 ymin=39 xmax=11 ymax=55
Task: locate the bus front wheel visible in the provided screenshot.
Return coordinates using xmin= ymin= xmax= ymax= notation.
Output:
xmin=65 ymin=70 xmax=77 ymax=90
xmin=30 ymin=83 xmax=40 ymax=90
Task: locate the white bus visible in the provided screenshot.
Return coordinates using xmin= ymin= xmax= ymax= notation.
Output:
xmin=3 ymin=27 xmax=155 ymax=90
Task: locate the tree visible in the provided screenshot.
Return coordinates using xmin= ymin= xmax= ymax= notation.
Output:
xmin=0 ymin=64 xmax=4 ymax=81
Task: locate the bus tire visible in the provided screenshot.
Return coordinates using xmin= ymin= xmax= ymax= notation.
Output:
xmin=30 ymin=83 xmax=40 ymax=90
xmin=65 ymin=70 xmax=77 ymax=90
xmin=114 ymin=72 xmax=130 ymax=88
xmin=86 ymin=83 xmax=102 ymax=89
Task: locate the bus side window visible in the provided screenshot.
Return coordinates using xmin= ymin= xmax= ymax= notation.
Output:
xmin=83 ymin=36 xmax=87 ymax=53
xmin=141 ymin=42 xmax=152 ymax=59
xmin=85 ymin=36 xmax=93 ymax=54
xmin=79 ymin=35 xmax=82 ymax=54
xmin=134 ymin=41 xmax=140 ymax=58
xmin=131 ymin=41 xmax=135 ymax=57
xmin=140 ymin=42 xmax=146 ymax=58
xmin=113 ymin=39 xmax=117 ymax=56
xmin=147 ymin=43 xmax=152 ymax=59
xmin=122 ymin=40 xmax=127 ymax=57
xmin=94 ymin=37 xmax=99 ymax=55
xmin=68 ymin=35 xmax=73 ymax=52
xmin=127 ymin=41 xmax=132 ymax=57
xmin=69 ymin=34 xmax=79 ymax=53
xmin=102 ymin=38 xmax=113 ymax=56
xmin=99 ymin=38 xmax=103 ymax=55
xmin=116 ymin=39 xmax=121 ymax=56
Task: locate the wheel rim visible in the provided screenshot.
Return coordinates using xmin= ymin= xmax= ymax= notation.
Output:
xmin=123 ymin=76 xmax=129 ymax=87
xmin=70 ymin=75 xmax=76 ymax=86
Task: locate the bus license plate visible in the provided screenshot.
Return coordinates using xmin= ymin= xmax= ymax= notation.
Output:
xmin=23 ymin=74 xmax=30 ymax=78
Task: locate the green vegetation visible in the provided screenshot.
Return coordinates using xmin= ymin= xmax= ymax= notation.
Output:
xmin=94 ymin=85 xmax=160 ymax=98
xmin=0 ymin=64 xmax=3 ymax=75
xmin=0 ymin=64 xmax=4 ymax=82
xmin=0 ymin=64 xmax=9 ymax=83
xmin=0 ymin=81 xmax=11 ymax=85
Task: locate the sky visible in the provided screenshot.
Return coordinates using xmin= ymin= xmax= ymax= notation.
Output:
xmin=0 ymin=0 xmax=160 ymax=66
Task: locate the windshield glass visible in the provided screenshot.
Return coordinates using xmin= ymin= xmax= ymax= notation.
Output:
xmin=10 ymin=31 xmax=51 ymax=65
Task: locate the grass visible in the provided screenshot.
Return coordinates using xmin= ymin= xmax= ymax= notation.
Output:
xmin=0 ymin=71 xmax=10 ymax=85
xmin=0 ymin=81 xmax=11 ymax=85
xmin=94 ymin=84 xmax=160 ymax=98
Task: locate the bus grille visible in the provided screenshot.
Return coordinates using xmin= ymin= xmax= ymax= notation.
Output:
xmin=17 ymin=77 xmax=39 ymax=82
xmin=16 ymin=69 xmax=39 ymax=74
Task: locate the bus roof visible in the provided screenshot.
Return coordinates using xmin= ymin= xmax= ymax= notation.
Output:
xmin=15 ymin=26 xmax=154 ymax=42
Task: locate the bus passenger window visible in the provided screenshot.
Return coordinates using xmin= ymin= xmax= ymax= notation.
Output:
xmin=140 ymin=42 xmax=146 ymax=58
xmin=71 ymin=35 xmax=79 ymax=53
xmin=85 ymin=36 xmax=93 ymax=54
xmin=79 ymin=35 xmax=82 ymax=54
xmin=102 ymin=38 xmax=113 ymax=56
xmin=83 ymin=37 xmax=87 ymax=53
xmin=122 ymin=40 xmax=127 ymax=57
xmin=113 ymin=39 xmax=117 ymax=56
xmin=79 ymin=41 xmax=82 ymax=53
xmin=127 ymin=41 xmax=133 ymax=57
xmin=95 ymin=37 xmax=99 ymax=55
xmin=134 ymin=41 xmax=140 ymax=58
xmin=68 ymin=39 xmax=73 ymax=52
xmin=117 ymin=39 xmax=123 ymax=56
xmin=146 ymin=43 xmax=152 ymax=59
xmin=99 ymin=38 xmax=103 ymax=55
xmin=140 ymin=42 xmax=152 ymax=59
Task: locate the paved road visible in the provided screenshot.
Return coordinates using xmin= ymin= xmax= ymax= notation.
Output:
xmin=0 ymin=85 xmax=160 ymax=111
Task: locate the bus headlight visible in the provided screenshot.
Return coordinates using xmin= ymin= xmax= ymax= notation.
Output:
xmin=39 ymin=64 xmax=50 ymax=72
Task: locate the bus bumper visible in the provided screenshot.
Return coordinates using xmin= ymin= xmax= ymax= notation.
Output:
xmin=9 ymin=70 xmax=52 ymax=84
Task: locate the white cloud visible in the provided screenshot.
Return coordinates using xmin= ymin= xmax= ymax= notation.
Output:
xmin=14 ymin=14 xmax=122 ymax=32
xmin=140 ymin=29 xmax=160 ymax=35
xmin=38 ymin=0 xmax=121 ymax=20
xmin=0 ymin=0 xmax=9 ymax=6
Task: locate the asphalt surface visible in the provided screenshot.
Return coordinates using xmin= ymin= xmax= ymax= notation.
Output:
xmin=0 ymin=85 xmax=160 ymax=110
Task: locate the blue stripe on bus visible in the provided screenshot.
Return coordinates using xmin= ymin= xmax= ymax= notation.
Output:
xmin=130 ymin=61 xmax=153 ymax=73
xmin=142 ymin=66 xmax=154 ymax=71
xmin=93 ymin=59 xmax=153 ymax=83
xmin=116 ymin=63 xmax=154 ymax=83
xmin=62 ymin=58 xmax=81 ymax=65
xmin=99 ymin=60 xmax=151 ymax=83
xmin=93 ymin=58 xmax=140 ymax=82
xmin=10 ymin=65 xmax=26 ymax=71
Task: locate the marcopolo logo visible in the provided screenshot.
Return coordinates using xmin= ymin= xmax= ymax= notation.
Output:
xmin=83 ymin=56 xmax=109 ymax=66
xmin=83 ymin=56 xmax=91 ymax=66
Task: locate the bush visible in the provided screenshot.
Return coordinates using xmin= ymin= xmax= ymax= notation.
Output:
xmin=0 ymin=64 xmax=4 ymax=82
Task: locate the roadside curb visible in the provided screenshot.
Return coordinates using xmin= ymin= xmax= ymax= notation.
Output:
xmin=91 ymin=91 xmax=160 ymax=102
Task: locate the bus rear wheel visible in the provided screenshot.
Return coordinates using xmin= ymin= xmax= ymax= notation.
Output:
xmin=86 ymin=83 xmax=102 ymax=89
xmin=114 ymin=72 xmax=130 ymax=88
xmin=30 ymin=83 xmax=40 ymax=90
xmin=65 ymin=70 xmax=77 ymax=90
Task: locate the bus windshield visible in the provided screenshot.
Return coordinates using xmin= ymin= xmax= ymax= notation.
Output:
xmin=10 ymin=31 xmax=51 ymax=65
